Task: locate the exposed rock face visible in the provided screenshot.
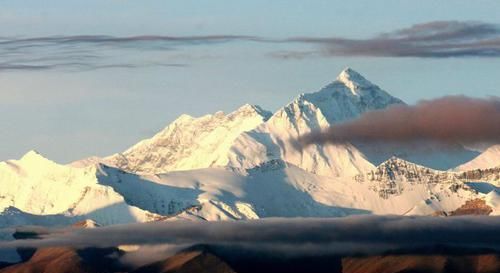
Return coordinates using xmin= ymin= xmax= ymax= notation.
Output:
xmin=457 ymin=167 xmax=500 ymax=183
xmin=450 ymin=199 xmax=493 ymax=216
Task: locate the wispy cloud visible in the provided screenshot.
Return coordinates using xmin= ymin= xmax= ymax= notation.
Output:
xmin=277 ymin=21 xmax=500 ymax=58
xmin=0 ymin=35 xmax=257 ymax=72
xmin=2 ymin=21 xmax=500 ymax=72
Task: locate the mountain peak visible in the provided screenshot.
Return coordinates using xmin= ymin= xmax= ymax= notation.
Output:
xmin=16 ymin=150 xmax=57 ymax=170
xmin=172 ymin=114 xmax=194 ymax=124
xmin=237 ymin=103 xmax=260 ymax=112
xmin=294 ymin=68 xmax=404 ymax=124
xmin=338 ymin=67 xmax=359 ymax=77
xmin=377 ymin=156 xmax=438 ymax=172
xmin=20 ymin=150 xmax=47 ymax=162
xmin=234 ymin=104 xmax=272 ymax=120
xmin=336 ymin=67 xmax=374 ymax=93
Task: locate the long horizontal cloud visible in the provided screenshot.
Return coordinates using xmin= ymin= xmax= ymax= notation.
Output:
xmin=299 ymin=96 xmax=500 ymax=146
xmin=2 ymin=21 xmax=500 ymax=72
xmin=0 ymin=35 xmax=258 ymax=45
xmin=278 ymin=21 xmax=500 ymax=58
xmin=1 ymin=216 xmax=499 ymax=256
xmin=0 ymin=35 xmax=257 ymax=72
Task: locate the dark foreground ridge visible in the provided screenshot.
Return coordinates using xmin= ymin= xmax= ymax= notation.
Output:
xmin=1 ymin=244 xmax=499 ymax=273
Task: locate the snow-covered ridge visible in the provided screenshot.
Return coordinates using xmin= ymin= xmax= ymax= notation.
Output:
xmin=455 ymin=144 xmax=500 ymax=171
xmin=0 ymin=150 xmax=498 ymax=247
xmin=103 ymin=104 xmax=272 ymax=174
xmin=0 ymin=151 xmax=162 ymax=225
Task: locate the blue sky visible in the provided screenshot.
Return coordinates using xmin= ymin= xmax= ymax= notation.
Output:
xmin=1 ymin=0 xmax=500 ymax=162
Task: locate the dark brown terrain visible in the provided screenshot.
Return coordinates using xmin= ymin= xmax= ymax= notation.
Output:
xmin=343 ymin=255 xmax=500 ymax=273
xmin=131 ymin=250 xmax=236 ymax=273
xmin=2 ymin=245 xmax=499 ymax=273
xmin=0 ymin=247 xmax=119 ymax=273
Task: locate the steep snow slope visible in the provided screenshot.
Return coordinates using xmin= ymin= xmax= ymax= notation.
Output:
xmin=456 ymin=144 xmax=500 ymax=171
xmin=102 ymin=104 xmax=271 ymax=174
xmin=226 ymin=101 xmax=375 ymax=177
xmin=0 ymin=151 xmax=161 ymax=226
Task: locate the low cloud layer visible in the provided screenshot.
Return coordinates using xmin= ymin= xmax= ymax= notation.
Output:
xmin=299 ymin=96 xmax=500 ymax=146
xmin=2 ymin=21 xmax=500 ymax=72
xmin=1 ymin=216 xmax=499 ymax=256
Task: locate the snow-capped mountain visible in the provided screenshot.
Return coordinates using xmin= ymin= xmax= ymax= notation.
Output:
xmin=96 ymin=68 xmax=406 ymax=177
xmin=225 ymin=68 xmax=478 ymax=176
xmin=1 ymin=68 xmax=499 ymax=238
xmin=302 ymin=68 xmax=405 ymax=122
xmin=223 ymin=68 xmax=401 ymax=177
xmin=90 ymin=68 xmax=478 ymax=177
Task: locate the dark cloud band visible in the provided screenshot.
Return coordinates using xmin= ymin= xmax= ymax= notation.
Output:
xmin=1 ymin=216 xmax=499 ymax=256
xmin=278 ymin=21 xmax=500 ymax=58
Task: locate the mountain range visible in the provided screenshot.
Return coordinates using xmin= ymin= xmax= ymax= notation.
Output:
xmin=1 ymin=68 xmax=499 ymax=264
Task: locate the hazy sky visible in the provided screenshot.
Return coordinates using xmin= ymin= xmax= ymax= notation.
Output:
xmin=1 ymin=1 xmax=500 ymax=162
